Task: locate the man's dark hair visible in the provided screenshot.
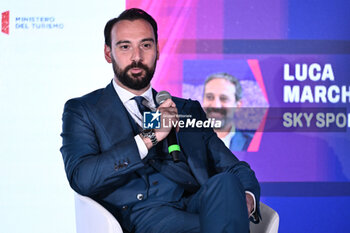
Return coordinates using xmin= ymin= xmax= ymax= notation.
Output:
xmin=204 ymin=72 xmax=242 ymax=101
xmin=104 ymin=8 xmax=158 ymax=47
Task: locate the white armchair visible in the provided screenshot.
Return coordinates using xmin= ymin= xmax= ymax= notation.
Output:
xmin=74 ymin=192 xmax=279 ymax=233
xmin=250 ymin=202 xmax=280 ymax=233
xmin=74 ymin=192 xmax=123 ymax=233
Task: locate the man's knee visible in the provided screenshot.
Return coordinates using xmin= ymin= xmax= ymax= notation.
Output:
xmin=198 ymin=173 xmax=250 ymax=232
xmin=207 ymin=173 xmax=244 ymax=192
xmin=132 ymin=206 xmax=200 ymax=233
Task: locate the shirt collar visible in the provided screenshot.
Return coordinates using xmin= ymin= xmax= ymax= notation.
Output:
xmin=221 ymin=126 xmax=236 ymax=148
xmin=112 ymin=79 xmax=154 ymax=105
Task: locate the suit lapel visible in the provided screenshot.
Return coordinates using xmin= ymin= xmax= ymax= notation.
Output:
xmin=94 ymin=82 xmax=138 ymax=147
xmin=178 ymin=132 xmax=209 ymax=185
xmin=151 ymin=90 xmax=208 ymax=184
xmin=229 ymin=130 xmax=245 ymax=151
xmin=173 ymin=98 xmax=209 ymax=185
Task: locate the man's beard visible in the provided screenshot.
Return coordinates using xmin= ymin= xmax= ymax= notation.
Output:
xmin=204 ymin=107 xmax=234 ymax=130
xmin=111 ymin=56 xmax=156 ymax=90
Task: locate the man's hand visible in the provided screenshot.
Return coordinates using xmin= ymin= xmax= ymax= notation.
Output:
xmin=154 ymin=98 xmax=179 ymax=141
xmin=246 ymin=193 xmax=254 ymax=217
xmin=141 ymin=99 xmax=178 ymax=149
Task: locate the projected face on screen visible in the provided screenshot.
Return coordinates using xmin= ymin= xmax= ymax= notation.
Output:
xmin=203 ymin=76 xmax=242 ymax=133
xmin=105 ymin=19 xmax=158 ymax=90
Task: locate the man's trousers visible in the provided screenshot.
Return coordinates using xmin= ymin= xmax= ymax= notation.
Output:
xmin=130 ymin=172 xmax=250 ymax=233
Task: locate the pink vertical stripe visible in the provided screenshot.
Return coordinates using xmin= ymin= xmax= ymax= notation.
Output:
xmin=247 ymin=59 xmax=269 ymax=152
xmin=127 ymin=0 xmax=199 ymax=96
xmin=247 ymin=59 xmax=269 ymax=104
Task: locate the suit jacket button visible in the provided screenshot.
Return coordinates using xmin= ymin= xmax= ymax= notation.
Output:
xmin=136 ymin=193 xmax=144 ymax=201
xmin=122 ymin=205 xmax=128 ymax=210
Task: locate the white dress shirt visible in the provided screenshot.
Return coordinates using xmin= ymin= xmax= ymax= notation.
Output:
xmin=222 ymin=131 xmax=236 ymax=148
xmin=112 ymin=79 xmax=154 ymax=159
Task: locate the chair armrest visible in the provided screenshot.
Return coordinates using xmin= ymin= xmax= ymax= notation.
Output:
xmin=250 ymin=202 xmax=280 ymax=233
xmin=74 ymin=192 xmax=123 ymax=233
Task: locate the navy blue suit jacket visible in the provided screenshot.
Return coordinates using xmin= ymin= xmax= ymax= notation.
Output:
xmin=60 ymin=82 xmax=260 ymax=223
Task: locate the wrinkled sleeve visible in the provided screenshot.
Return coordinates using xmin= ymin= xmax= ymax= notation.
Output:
xmin=60 ymin=99 xmax=145 ymax=197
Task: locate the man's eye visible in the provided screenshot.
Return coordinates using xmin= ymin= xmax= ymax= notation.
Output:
xmin=120 ymin=45 xmax=129 ymax=50
xmin=205 ymin=95 xmax=214 ymax=101
xmin=220 ymin=96 xmax=228 ymax=102
xmin=142 ymin=43 xmax=152 ymax=49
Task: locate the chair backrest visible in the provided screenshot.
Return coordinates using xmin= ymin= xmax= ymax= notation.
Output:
xmin=74 ymin=192 xmax=123 ymax=233
xmin=250 ymin=202 xmax=280 ymax=233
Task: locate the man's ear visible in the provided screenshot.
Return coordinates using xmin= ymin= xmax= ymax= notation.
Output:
xmin=236 ymin=100 xmax=243 ymax=108
xmin=104 ymin=44 xmax=112 ymax=63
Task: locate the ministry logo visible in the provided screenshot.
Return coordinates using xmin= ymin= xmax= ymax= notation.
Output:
xmin=1 ymin=10 xmax=64 ymax=34
xmin=143 ymin=110 xmax=161 ymax=129
xmin=1 ymin=11 xmax=9 ymax=35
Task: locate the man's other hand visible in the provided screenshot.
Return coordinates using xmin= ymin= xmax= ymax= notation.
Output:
xmin=246 ymin=193 xmax=254 ymax=217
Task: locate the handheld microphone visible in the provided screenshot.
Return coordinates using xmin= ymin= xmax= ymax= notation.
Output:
xmin=156 ymin=91 xmax=180 ymax=162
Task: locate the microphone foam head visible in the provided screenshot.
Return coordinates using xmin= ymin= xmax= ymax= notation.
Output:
xmin=156 ymin=91 xmax=171 ymax=104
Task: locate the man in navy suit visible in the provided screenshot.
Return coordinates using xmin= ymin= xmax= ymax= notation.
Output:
xmin=203 ymin=73 xmax=253 ymax=151
xmin=60 ymin=8 xmax=260 ymax=233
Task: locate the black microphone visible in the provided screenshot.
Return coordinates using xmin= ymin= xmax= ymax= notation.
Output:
xmin=156 ymin=91 xmax=180 ymax=162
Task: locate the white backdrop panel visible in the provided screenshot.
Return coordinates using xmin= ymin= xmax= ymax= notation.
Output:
xmin=0 ymin=1 xmax=125 ymax=232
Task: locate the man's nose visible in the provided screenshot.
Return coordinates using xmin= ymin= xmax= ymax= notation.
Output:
xmin=213 ymin=98 xmax=222 ymax=108
xmin=131 ymin=46 xmax=143 ymax=62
